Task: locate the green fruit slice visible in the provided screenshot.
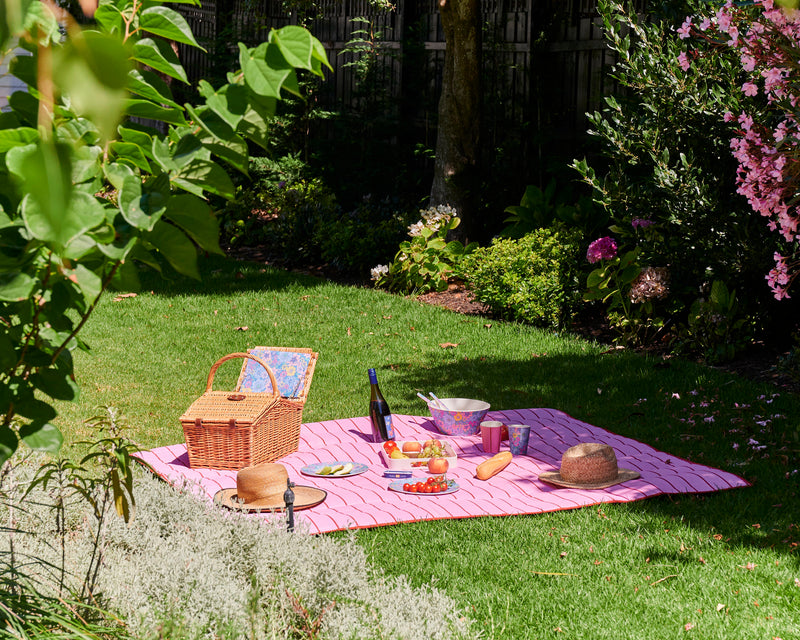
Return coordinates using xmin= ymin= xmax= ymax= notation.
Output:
xmin=318 ymin=465 xmax=332 ymax=475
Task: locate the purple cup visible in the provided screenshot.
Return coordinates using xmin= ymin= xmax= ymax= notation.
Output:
xmin=480 ymin=421 xmax=503 ymax=453
xmin=507 ymin=423 xmax=531 ymax=455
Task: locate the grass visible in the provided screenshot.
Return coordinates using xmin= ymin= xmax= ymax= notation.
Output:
xmin=53 ymin=255 xmax=800 ymax=639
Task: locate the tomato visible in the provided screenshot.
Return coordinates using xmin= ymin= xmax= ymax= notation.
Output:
xmin=439 ymin=482 xmax=449 ymax=492
xmin=431 ymin=484 xmax=440 ymax=493
xmin=383 ymin=441 xmax=398 ymax=453
xmin=415 ymin=482 xmax=424 ymax=492
xmin=424 ymin=484 xmax=433 ymax=493
xmin=402 ymin=483 xmax=411 ymax=491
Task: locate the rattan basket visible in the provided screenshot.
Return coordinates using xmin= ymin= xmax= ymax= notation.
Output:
xmin=180 ymin=352 xmax=309 ymax=470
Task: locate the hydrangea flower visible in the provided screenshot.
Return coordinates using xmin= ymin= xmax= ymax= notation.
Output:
xmin=586 ymin=237 xmax=618 ymax=263
xmin=370 ymin=264 xmax=389 ymax=281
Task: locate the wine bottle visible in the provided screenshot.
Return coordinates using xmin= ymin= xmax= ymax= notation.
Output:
xmin=368 ymin=368 xmax=395 ymax=442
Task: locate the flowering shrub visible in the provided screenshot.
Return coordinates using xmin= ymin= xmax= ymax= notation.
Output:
xmin=586 ymin=236 xmax=618 ymax=263
xmin=372 ymin=205 xmax=477 ymax=293
xmin=678 ymin=0 xmax=800 ymax=299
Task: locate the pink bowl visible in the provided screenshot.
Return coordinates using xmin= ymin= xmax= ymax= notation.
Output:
xmin=428 ymin=398 xmax=490 ymax=436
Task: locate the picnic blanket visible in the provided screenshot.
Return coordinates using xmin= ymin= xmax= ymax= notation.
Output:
xmin=135 ymin=408 xmax=749 ymax=535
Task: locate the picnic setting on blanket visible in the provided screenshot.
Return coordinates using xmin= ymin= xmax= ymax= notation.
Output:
xmin=135 ymin=346 xmax=750 ymax=535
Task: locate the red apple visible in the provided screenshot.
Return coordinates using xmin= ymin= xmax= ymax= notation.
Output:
xmin=427 ymin=458 xmax=449 ymax=474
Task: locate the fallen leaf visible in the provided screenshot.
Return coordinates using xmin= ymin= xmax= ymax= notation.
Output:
xmin=112 ymin=293 xmax=137 ymax=302
xmin=347 ymin=327 xmax=352 ymax=336
xmin=383 ymin=315 xmax=392 ymax=319
xmin=559 ymin=551 xmax=567 ymax=558
xmin=752 ymin=523 xmax=761 ymax=529
xmin=593 ymin=560 xmax=603 ymax=565
xmin=439 ymin=342 xmax=459 ymax=349
xmin=744 ymin=562 xmax=757 ymax=570
xmin=716 ymin=604 xmax=725 ymax=612
xmin=483 ymin=323 xmax=492 ymax=329
xmin=235 ymin=326 xmax=249 ymax=331
xmin=684 ymin=623 xmax=695 ymax=631
xmin=698 ymin=557 xmax=706 ymax=564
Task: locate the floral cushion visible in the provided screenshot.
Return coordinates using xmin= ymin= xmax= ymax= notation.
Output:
xmin=236 ymin=349 xmax=313 ymax=398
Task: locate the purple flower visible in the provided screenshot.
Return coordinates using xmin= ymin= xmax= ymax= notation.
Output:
xmin=632 ymin=218 xmax=655 ymax=230
xmin=586 ymin=237 xmax=618 ymax=263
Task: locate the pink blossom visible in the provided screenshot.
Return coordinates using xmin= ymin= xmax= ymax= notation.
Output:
xmin=699 ymin=17 xmax=712 ymax=31
xmin=678 ymin=18 xmax=693 ymax=39
xmin=677 ymin=51 xmax=691 ymax=71
xmin=742 ymin=82 xmax=758 ymax=96
xmin=632 ymin=217 xmax=654 ymax=229
xmin=586 ymin=237 xmax=618 ymax=263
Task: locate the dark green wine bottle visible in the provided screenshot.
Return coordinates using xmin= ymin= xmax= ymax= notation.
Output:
xmin=368 ymin=368 xmax=395 ymax=442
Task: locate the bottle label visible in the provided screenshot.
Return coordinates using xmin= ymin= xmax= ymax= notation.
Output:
xmin=384 ymin=414 xmax=395 ymax=440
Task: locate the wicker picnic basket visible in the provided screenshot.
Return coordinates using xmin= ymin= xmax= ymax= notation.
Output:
xmin=180 ymin=350 xmax=316 ymax=470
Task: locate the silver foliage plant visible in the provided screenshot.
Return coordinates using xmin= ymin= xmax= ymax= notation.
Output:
xmin=2 ymin=463 xmax=479 ymax=640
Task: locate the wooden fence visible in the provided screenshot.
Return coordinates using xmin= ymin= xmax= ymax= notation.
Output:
xmin=173 ymin=0 xmax=631 ymax=179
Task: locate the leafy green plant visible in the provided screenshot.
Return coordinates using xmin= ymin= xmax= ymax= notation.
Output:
xmin=459 ymin=226 xmax=583 ymax=328
xmin=373 ymin=205 xmax=477 ymax=293
xmin=0 ymin=0 xmax=330 ymax=466
xmin=679 ymin=280 xmax=752 ymax=363
xmin=501 ymin=180 xmax=607 ymax=239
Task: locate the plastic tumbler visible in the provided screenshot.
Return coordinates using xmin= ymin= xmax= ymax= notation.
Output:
xmin=480 ymin=421 xmax=503 ymax=453
xmin=507 ymin=423 xmax=531 ymax=455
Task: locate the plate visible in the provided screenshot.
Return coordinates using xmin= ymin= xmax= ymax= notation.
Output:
xmin=388 ymin=478 xmax=459 ymax=495
xmin=300 ymin=461 xmax=368 ymax=478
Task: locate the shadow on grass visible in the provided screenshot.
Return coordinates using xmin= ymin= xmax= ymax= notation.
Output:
xmin=137 ymin=254 xmax=329 ymax=296
xmin=385 ymin=353 xmax=800 ymax=558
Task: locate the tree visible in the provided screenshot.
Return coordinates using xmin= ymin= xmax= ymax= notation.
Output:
xmin=430 ymin=0 xmax=481 ymax=242
xmin=0 ymin=0 xmax=330 ymax=466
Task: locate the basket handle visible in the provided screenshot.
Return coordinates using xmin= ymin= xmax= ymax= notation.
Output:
xmin=206 ymin=353 xmax=280 ymax=400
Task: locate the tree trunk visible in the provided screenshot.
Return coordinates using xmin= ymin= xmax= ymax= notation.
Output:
xmin=431 ymin=0 xmax=481 ymax=242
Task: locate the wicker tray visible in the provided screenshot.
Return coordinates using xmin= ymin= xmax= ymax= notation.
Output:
xmin=180 ymin=352 xmax=304 ymax=470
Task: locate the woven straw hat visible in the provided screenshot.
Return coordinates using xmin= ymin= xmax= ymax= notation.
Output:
xmin=538 ymin=443 xmax=640 ymax=489
xmin=214 ymin=463 xmax=326 ymax=512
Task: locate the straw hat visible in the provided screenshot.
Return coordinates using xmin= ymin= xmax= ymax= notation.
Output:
xmin=538 ymin=443 xmax=640 ymax=489
xmin=214 ymin=463 xmax=326 ymax=512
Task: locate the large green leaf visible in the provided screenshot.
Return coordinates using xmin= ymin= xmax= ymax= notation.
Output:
xmin=241 ymin=41 xmax=295 ymax=99
xmin=31 ymin=367 xmax=79 ymax=402
xmin=0 ymin=127 xmax=38 ymax=153
xmin=54 ymin=31 xmax=130 ymax=141
xmin=7 ymin=141 xmax=72 ymax=231
xmin=164 ymin=194 xmax=222 ymax=255
xmin=1 ymin=0 xmax=35 ymax=50
xmin=132 ymin=38 xmax=188 ymax=83
xmin=270 ymin=25 xmax=314 ymax=70
xmin=140 ymin=6 xmax=203 ymax=49
xmin=125 ymin=98 xmax=187 ymax=125
xmin=0 ymin=426 xmax=17 ymax=467
xmin=200 ymin=81 xmax=248 ymax=131
xmin=0 ymin=271 xmax=35 ymax=301
xmin=21 ymin=190 xmax=106 ymax=247
xmin=119 ymin=174 xmax=166 ymax=231
xmin=147 ymin=220 xmax=200 ymax=279
xmin=93 ymin=3 xmax=124 ymax=35
xmin=110 ymin=141 xmax=151 ymax=172
xmin=19 ymin=422 xmax=63 ymax=453
xmin=127 ymin=69 xmax=180 ymax=108
xmin=119 ymin=126 xmax=153 ymax=150
xmin=173 ymin=159 xmax=235 ymax=200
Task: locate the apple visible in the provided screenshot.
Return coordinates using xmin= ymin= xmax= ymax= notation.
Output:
xmin=423 ymin=438 xmax=442 ymax=449
xmin=402 ymin=441 xmax=422 ymax=454
xmin=427 ymin=457 xmax=449 ymax=474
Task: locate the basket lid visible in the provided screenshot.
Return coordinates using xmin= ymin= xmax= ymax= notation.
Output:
xmin=180 ymin=391 xmax=279 ymax=425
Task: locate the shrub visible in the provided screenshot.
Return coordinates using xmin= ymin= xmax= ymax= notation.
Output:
xmin=572 ymin=0 xmax=781 ymax=349
xmin=459 ymin=226 xmax=584 ymax=328
xmin=2 ymin=457 xmax=479 ymax=640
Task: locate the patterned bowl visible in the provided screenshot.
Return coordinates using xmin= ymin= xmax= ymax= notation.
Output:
xmin=428 ymin=398 xmax=491 ymax=436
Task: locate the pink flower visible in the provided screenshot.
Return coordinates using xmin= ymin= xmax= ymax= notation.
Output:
xmin=586 ymin=237 xmax=618 ymax=263
xmin=742 ymin=82 xmax=758 ymax=96
xmin=678 ymin=51 xmax=691 ymax=71
xmin=678 ymin=18 xmax=693 ymax=39
xmin=632 ymin=218 xmax=654 ymax=229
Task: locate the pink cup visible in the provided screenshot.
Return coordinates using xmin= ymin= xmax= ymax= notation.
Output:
xmin=480 ymin=421 xmax=503 ymax=453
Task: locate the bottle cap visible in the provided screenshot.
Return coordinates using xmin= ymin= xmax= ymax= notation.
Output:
xmin=368 ymin=368 xmax=378 ymax=383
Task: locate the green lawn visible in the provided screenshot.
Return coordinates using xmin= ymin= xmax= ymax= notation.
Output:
xmin=54 ymin=255 xmax=800 ymax=640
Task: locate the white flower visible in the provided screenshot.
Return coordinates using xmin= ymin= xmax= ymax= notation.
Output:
xmin=408 ymin=221 xmax=425 ymax=237
xmin=370 ymin=264 xmax=389 ymax=281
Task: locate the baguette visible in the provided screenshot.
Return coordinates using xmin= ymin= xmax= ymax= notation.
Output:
xmin=475 ymin=451 xmax=512 ymax=480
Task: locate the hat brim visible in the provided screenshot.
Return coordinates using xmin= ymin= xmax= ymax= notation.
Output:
xmin=213 ymin=485 xmax=327 ymax=512
xmin=538 ymin=468 xmax=640 ymax=490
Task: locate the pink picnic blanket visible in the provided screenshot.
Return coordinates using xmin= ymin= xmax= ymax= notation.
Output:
xmin=135 ymin=408 xmax=749 ymax=535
